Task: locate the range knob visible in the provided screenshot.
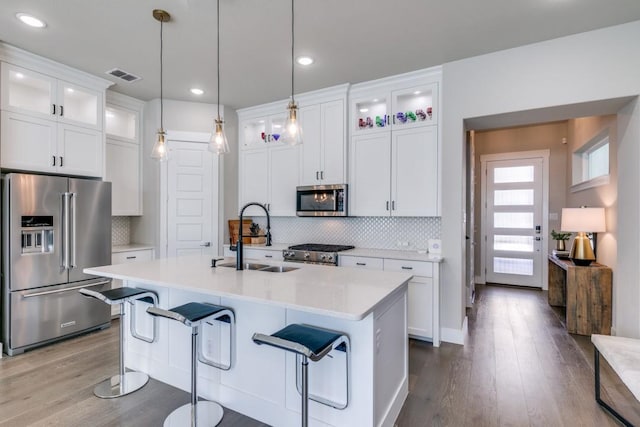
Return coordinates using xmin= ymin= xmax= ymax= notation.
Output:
xmin=326 ymin=254 xmax=334 ymax=262
xmin=304 ymin=252 xmax=311 ymax=259
xmin=320 ymin=254 xmax=327 ymax=261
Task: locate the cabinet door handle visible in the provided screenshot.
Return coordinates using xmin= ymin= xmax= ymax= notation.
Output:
xmin=392 ymin=200 xmax=396 ymax=210
xmin=52 ymin=104 xmax=56 ymax=115
xmin=126 ymin=256 xmax=137 ymax=260
xmin=60 ymin=105 xmax=64 ymax=117
xmin=60 ymin=156 xmax=64 ymax=167
xmin=392 ymin=114 xmax=396 ymax=125
xmin=316 ymin=171 xmax=319 ymax=180
xmin=320 ymin=171 xmax=324 ymax=180
xmin=52 ymin=156 xmax=56 ymax=166
xmin=386 ymin=201 xmax=389 ymax=211
xmin=356 ymin=262 xmax=366 ymax=266
xmin=401 ymin=266 xmax=413 ymax=270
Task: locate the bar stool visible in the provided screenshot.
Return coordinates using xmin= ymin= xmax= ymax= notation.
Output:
xmin=252 ymin=324 xmax=350 ymax=427
xmin=147 ymin=302 xmax=235 ymax=427
xmin=79 ymin=287 xmax=159 ymax=398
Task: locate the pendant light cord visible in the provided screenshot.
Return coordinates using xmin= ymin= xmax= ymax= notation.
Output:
xmin=217 ymin=0 xmax=221 ymax=120
xmin=291 ymin=0 xmax=295 ymax=103
xmin=160 ymin=19 xmax=164 ymax=130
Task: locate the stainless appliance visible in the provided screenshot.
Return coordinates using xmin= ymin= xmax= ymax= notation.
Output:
xmin=2 ymin=173 xmax=112 ymax=356
xmin=296 ymin=184 xmax=347 ymax=217
xmin=283 ymin=243 xmax=355 ymax=266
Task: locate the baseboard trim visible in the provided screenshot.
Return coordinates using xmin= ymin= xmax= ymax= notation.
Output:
xmin=441 ymin=316 xmax=468 ymax=345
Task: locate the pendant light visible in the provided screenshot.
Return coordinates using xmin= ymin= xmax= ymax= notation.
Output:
xmin=281 ymin=0 xmax=302 ymax=146
xmin=208 ymin=0 xmax=230 ymax=154
xmin=151 ymin=9 xmax=170 ymax=161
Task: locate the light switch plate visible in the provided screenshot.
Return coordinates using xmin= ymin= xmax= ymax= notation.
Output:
xmin=428 ymin=239 xmax=442 ymax=254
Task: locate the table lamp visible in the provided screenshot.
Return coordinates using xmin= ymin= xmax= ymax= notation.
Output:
xmin=560 ymin=207 xmax=606 ymax=266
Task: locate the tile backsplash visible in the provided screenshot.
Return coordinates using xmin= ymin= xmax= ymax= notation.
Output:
xmin=112 ymin=216 xmax=131 ymax=246
xmin=250 ymin=216 xmax=440 ymax=250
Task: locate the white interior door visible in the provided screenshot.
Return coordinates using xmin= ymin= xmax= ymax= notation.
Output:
xmin=166 ymin=139 xmax=217 ymax=258
xmin=484 ymin=157 xmax=543 ymax=287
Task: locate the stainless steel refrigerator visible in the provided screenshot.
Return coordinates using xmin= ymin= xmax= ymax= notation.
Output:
xmin=1 ymin=173 xmax=112 ymax=356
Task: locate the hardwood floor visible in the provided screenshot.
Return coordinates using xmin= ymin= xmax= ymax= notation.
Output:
xmin=1 ymin=284 xmax=637 ymax=426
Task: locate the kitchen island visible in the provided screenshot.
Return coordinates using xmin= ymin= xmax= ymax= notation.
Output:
xmin=85 ymin=255 xmax=411 ymax=427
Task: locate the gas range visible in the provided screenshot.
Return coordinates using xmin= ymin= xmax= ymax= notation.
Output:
xmin=283 ymin=243 xmax=355 ymax=266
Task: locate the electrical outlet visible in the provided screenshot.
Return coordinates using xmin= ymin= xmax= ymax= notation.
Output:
xmin=397 ymin=241 xmax=410 ymax=247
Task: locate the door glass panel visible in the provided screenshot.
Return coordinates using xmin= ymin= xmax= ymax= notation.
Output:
xmin=105 ymin=107 xmax=136 ymax=140
xmin=494 ymin=189 xmax=534 ymax=206
xmin=494 ymin=212 xmax=533 ymax=229
xmin=242 ymin=118 xmax=267 ymax=147
xmin=494 ymin=166 xmax=534 ymax=183
xmin=494 ymin=235 xmax=534 ymax=252
xmin=393 ymin=89 xmax=434 ymax=126
xmin=493 ymin=257 xmax=533 ymax=276
xmin=270 ymin=116 xmax=285 ymax=142
xmin=61 ymin=85 xmax=98 ymax=126
xmin=8 ymin=69 xmax=52 ymax=115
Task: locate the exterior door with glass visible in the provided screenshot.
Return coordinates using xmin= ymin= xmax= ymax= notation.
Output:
xmin=483 ymin=157 xmax=543 ymax=287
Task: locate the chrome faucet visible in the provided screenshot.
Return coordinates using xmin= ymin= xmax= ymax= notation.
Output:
xmin=236 ymin=202 xmax=272 ymax=270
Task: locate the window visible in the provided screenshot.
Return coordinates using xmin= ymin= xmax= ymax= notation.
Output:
xmin=571 ymin=130 xmax=610 ymax=192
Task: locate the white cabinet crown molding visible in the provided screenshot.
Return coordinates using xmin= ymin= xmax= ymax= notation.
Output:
xmin=106 ymin=90 xmax=145 ymax=111
xmin=0 ymin=42 xmax=113 ymax=91
xmin=349 ymin=65 xmax=442 ymax=98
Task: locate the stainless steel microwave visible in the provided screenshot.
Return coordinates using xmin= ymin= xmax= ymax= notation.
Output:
xmin=296 ymin=184 xmax=348 ymax=217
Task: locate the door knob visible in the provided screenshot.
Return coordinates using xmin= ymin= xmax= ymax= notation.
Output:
xmin=200 ymin=242 xmax=211 ymax=247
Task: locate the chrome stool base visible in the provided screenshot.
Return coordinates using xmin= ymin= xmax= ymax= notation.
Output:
xmin=163 ymin=401 xmax=224 ymax=427
xmin=94 ymin=372 xmax=150 ymax=399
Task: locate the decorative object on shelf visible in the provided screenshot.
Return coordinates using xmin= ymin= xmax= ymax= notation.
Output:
xmin=249 ymin=222 xmax=266 ymax=244
xmin=427 ymin=107 xmax=433 ymax=118
xmin=272 ymin=133 xmax=280 ymax=141
xmin=150 ymin=9 xmax=170 ymax=162
xmin=550 ymin=229 xmax=572 ymax=251
xmin=208 ymin=0 xmax=230 ymax=154
xmin=281 ymin=0 xmax=303 ymax=146
xmin=358 ymin=118 xmax=366 ymax=129
xmin=365 ymin=117 xmax=373 ymax=128
xmin=416 ymin=109 xmax=426 ymax=120
xmin=396 ymin=112 xmax=407 ymax=123
xmin=561 ymin=207 xmax=606 ymax=266
xmin=406 ymin=111 xmax=417 ymax=122
xmin=375 ymin=115 xmax=385 ymax=127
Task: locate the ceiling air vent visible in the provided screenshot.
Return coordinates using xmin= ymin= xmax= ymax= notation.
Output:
xmin=105 ymin=68 xmax=142 ymax=83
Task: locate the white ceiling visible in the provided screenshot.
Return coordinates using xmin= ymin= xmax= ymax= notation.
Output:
xmin=2 ymin=0 xmax=640 ymax=110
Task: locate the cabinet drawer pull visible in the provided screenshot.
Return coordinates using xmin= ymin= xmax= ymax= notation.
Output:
xmin=126 ymin=256 xmax=137 ymax=260
xmin=265 ymin=255 xmax=273 ymax=258
xmin=356 ymin=262 xmax=366 ymax=266
xmin=401 ymin=266 xmax=413 ymax=270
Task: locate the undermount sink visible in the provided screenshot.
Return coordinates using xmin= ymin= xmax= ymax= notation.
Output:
xmin=217 ymin=262 xmax=298 ymax=273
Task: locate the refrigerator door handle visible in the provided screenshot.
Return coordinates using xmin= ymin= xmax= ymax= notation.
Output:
xmin=70 ymin=192 xmax=77 ymax=269
xmin=61 ymin=192 xmax=70 ymax=270
xmin=22 ymin=280 xmax=111 ymax=298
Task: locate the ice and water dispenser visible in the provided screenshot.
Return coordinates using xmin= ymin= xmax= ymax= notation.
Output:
xmin=21 ymin=216 xmax=54 ymax=254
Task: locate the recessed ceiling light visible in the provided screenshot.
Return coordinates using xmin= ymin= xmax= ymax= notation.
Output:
xmin=413 ymin=91 xmax=421 ymax=95
xmin=359 ymin=108 xmax=369 ymax=113
xmin=16 ymin=13 xmax=46 ymax=28
xmin=296 ymin=56 xmax=314 ymax=66
xmin=190 ymin=88 xmax=204 ymax=95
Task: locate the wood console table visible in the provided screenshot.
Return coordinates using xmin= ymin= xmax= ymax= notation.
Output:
xmin=548 ymin=255 xmax=612 ymax=335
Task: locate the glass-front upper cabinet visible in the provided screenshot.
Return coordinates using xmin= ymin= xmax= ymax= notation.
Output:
xmin=1 ymin=63 xmax=103 ymax=131
xmin=351 ymin=94 xmax=390 ymax=135
xmin=105 ymin=104 xmax=138 ymax=142
xmin=390 ymin=83 xmax=438 ymax=129
xmin=1 ymin=63 xmax=56 ymax=118
xmin=58 ymin=81 xmax=101 ymax=130
xmin=241 ymin=113 xmax=287 ymax=149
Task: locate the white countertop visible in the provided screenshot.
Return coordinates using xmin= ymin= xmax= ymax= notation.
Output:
xmin=223 ymin=243 xmax=444 ymax=262
xmin=112 ymin=244 xmax=155 ymax=253
xmin=85 ymin=254 xmax=411 ymax=321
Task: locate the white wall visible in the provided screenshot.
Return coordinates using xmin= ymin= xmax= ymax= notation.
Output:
xmin=442 ymin=21 xmax=640 ymax=337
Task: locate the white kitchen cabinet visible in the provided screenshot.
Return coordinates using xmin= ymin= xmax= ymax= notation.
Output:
xmin=105 ymin=92 xmax=144 ymax=215
xmin=241 ymin=113 xmax=286 ymax=149
xmin=110 ymin=246 xmax=155 ymax=314
xmin=239 ymin=148 xmax=269 ymax=216
xmin=350 ymin=132 xmax=391 ymax=216
xmin=1 ymin=111 xmax=102 ymax=177
xmin=299 ymin=99 xmax=345 ymax=185
xmin=0 ymin=53 xmax=111 ymax=178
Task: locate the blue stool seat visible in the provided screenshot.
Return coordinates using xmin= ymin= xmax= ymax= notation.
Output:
xmin=79 ymin=286 xmax=159 ymax=399
xmin=147 ymin=301 xmax=236 ymax=427
xmin=253 ymin=323 xmax=350 ymax=426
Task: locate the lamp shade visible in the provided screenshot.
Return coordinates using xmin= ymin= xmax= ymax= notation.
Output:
xmin=560 ymin=207 xmax=606 ymax=232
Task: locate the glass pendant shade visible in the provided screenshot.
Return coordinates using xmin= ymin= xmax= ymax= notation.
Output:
xmin=209 ymin=119 xmax=230 ymax=154
xmin=151 ymin=129 xmax=168 ymax=161
xmin=281 ymin=101 xmax=303 ymax=146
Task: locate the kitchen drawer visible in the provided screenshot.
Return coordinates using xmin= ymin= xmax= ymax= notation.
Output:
xmin=112 ymin=249 xmax=154 ymax=265
xmin=339 ymin=255 xmax=383 ymax=270
xmin=383 ymin=259 xmax=433 ymax=277
xmin=244 ymin=248 xmax=284 ymax=262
